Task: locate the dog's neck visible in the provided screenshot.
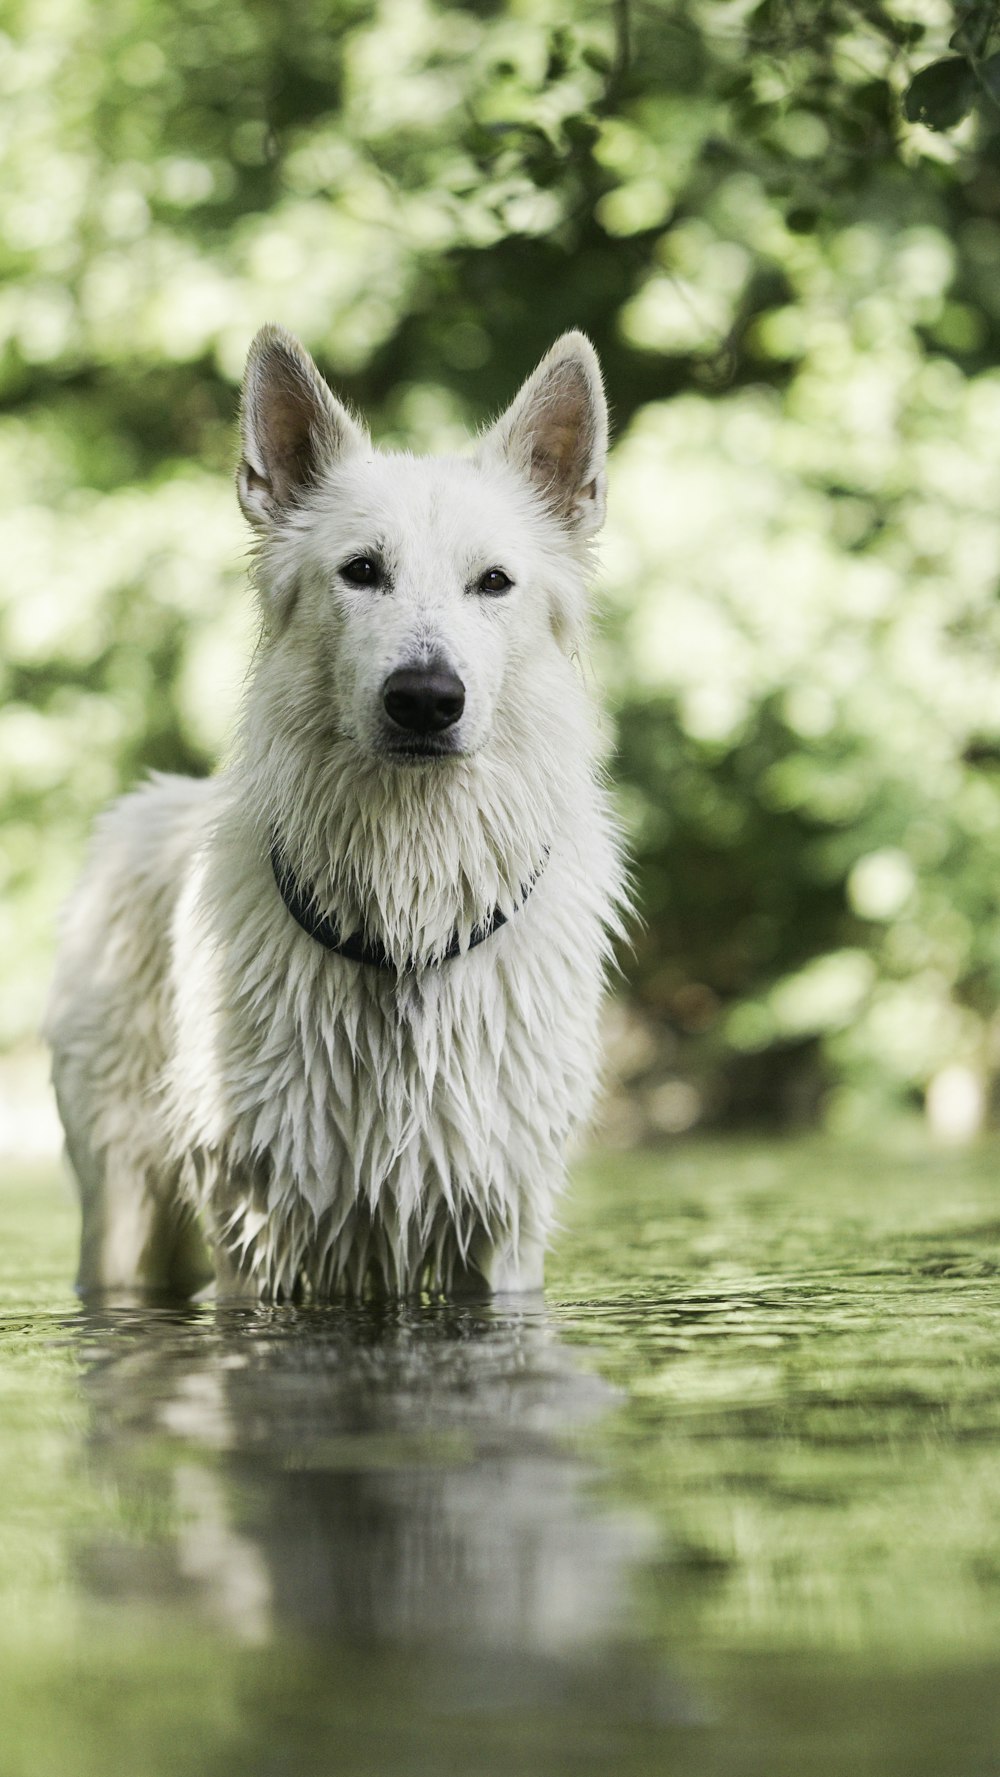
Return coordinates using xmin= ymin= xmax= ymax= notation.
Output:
xmin=269 ymin=832 xmax=547 ymax=969
xmin=233 ymin=722 xmax=572 ymax=970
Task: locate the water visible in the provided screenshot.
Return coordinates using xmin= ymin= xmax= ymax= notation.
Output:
xmin=2 ymin=1135 xmax=1000 ymax=1776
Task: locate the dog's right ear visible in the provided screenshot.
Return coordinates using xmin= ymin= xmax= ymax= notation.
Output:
xmin=237 ymin=325 xmax=367 ymax=530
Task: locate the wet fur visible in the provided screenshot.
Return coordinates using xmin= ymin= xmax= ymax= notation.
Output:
xmin=45 ymin=330 xmax=625 ymax=1300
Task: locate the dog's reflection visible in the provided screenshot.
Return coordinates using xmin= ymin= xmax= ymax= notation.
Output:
xmin=72 ymin=1302 xmax=651 ymax=1658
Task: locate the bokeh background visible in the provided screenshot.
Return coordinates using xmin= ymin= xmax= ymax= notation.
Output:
xmin=5 ymin=0 xmax=1000 ymax=1155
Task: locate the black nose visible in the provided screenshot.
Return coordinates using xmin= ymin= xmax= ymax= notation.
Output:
xmin=382 ymin=663 xmax=466 ymax=735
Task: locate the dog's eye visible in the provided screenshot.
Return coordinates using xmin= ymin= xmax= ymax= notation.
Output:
xmin=340 ymin=556 xmax=381 ymax=588
xmin=477 ymin=568 xmax=513 ymax=597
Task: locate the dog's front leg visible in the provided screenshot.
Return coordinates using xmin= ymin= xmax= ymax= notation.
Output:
xmin=72 ymin=1145 xmax=208 ymax=1300
xmin=454 ymin=1229 xmax=546 ymax=1297
xmin=211 ymin=1242 xmax=266 ymax=1303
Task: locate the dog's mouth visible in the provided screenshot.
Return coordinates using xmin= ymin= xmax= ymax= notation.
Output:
xmin=384 ymin=737 xmax=463 ymax=763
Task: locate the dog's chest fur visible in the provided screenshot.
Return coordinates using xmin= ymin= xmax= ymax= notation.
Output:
xmin=164 ymin=786 xmax=615 ymax=1296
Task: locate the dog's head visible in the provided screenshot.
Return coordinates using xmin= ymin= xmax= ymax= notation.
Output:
xmin=236 ymin=326 xmax=608 ymax=767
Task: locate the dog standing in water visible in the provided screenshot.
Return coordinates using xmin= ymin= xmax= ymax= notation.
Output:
xmin=45 ymin=327 xmax=626 ymax=1299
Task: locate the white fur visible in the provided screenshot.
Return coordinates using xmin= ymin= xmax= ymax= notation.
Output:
xmin=45 ymin=328 xmax=626 ymax=1300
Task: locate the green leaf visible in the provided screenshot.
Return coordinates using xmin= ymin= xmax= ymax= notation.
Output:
xmin=903 ymin=57 xmax=977 ymax=130
xmin=949 ymin=1 xmax=994 ymax=60
xmin=978 ymin=49 xmax=1000 ymax=104
xmin=582 ymin=45 xmax=612 ymax=75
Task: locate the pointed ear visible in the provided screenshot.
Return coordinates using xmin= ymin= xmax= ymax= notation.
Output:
xmin=480 ymin=331 xmax=608 ymax=535
xmin=237 ymin=324 xmax=368 ymax=530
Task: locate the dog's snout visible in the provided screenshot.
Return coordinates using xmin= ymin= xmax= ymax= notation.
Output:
xmin=383 ymin=662 xmax=466 ymax=735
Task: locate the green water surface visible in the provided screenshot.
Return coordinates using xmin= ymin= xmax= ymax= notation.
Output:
xmin=1 ymin=1136 xmax=999 ymax=1776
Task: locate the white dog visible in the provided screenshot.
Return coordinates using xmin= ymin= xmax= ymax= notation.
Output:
xmin=45 ymin=326 xmax=625 ymax=1300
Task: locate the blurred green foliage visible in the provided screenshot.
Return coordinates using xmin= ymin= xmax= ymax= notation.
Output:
xmin=5 ymin=0 xmax=1000 ymax=1127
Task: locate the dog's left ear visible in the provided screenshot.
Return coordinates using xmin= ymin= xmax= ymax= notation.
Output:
xmin=481 ymin=332 xmax=608 ymax=535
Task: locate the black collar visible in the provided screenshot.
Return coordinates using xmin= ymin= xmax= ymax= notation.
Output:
xmin=270 ymin=840 xmax=545 ymax=972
